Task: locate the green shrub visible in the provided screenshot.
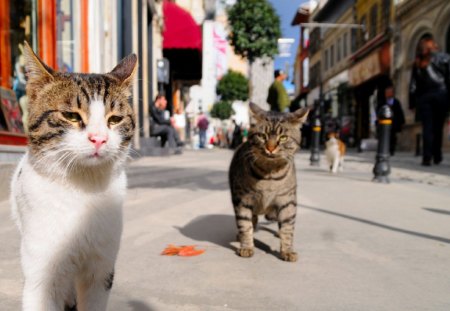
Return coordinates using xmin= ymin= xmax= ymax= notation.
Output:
xmin=217 ymin=70 xmax=249 ymax=102
xmin=210 ymin=100 xmax=235 ymax=120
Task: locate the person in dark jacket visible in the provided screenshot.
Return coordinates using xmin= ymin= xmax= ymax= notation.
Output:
xmin=150 ymin=94 xmax=183 ymax=148
xmin=409 ymin=35 xmax=450 ymax=166
xmin=384 ymin=85 xmax=405 ymax=155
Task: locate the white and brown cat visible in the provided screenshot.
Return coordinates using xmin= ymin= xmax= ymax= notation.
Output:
xmin=10 ymin=42 xmax=137 ymax=311
xmin=325 ymin=132 xmax=346 ymax=174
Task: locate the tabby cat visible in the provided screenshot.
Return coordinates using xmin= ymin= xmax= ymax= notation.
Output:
xmin=229 ymin=103 xmax=309 ymax=262
xmin=10 ymin=42 xmax=137 ymax=311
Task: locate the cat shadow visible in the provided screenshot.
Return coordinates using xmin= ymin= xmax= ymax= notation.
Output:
xmin=175 ymin=214 xmax=281 ymax=258
xmin=175 ymin=214 xmax=236 ymax=251
xmin=127 ymin=300 xmax=156 ymax=311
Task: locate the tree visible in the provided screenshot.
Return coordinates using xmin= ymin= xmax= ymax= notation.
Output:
xmin=217 ymin=70 xmax=249 ymax=102
xmin=227 ymin=0 xmax=281 ymax=63
xmin=210 ymin=100 xmax=234 ymax=120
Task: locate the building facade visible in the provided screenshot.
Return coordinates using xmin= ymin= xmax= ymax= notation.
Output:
xmin=0 ymin=0 xmax=167 ymax=153
xmin=349 ymin=0 xmax=393 ymax=148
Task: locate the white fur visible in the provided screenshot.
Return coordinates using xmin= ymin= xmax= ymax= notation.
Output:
xmin=11 ymin=100 xmax=129 ymax=311
xmin=325 ymin=137 xmax=344 ymax=174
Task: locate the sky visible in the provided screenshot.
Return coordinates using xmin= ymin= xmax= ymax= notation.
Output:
xmin=268 ymin=0 xmax=309 ymax=92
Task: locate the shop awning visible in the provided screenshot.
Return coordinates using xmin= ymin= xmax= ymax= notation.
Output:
xmin=162 ymin=1 xmax=202 ymax=50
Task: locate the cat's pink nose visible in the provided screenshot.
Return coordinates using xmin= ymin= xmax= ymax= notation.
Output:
xmin=88 ymin=134 xmax=108 ymax=149
xmin=266 ymin=144 xmax=276 ymax=153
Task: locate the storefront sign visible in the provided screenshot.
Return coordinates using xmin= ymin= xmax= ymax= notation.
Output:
xmin=349 ymin=51 xmax=381 ymax=86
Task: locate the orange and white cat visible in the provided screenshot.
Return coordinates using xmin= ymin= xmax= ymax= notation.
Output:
xmin=325 ymin=132 xmax=346 ymax=174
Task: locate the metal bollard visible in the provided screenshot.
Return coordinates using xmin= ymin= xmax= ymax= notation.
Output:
xmin=310 ymin=116 xmax=321 ymax=166
xmin=373 ymin=105 xmax=393 ymax=183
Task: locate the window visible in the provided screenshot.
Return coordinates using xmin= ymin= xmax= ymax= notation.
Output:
xmin=351 ymin=28 xmax=358 ymax=53
xmin=325 ymin=49 xmax=329 ymax=71
xmin=359 ymin=15 xmax=367 ymax=48
xmin=330 ymin=44 xmax=335 ymax=68
xmin=370 ymin=4 xmax=378 ymax=39
xmin=56 ymin=0 xmax=76 ymax=72
xmin=309 ymin=61 xmax=321 ymax=89
xmin=343 ymin=32 xmax=348 ymax=57
xmin=382 ymin=0 xmax=391 ymax=30
xmin=309 ymin=28 xmax=321 ymax=56
xmin=337 ymin=38 xmax=341 ymax=62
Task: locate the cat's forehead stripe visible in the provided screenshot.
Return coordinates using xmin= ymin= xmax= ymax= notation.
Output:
xmin=90 ymin=100 xmax=105 ymax=115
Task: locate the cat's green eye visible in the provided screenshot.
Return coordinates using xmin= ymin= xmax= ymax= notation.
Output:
xmin=279 ymin=135 xmax=288 ymax=142
xmin=62 ymin=112 xmax=82 ymax=123
xmin=108 ymin=115 xmax=123 ymax=125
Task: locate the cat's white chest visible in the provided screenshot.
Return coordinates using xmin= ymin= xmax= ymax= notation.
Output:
xmin=11 ymin=154 xmax=125 ymax=263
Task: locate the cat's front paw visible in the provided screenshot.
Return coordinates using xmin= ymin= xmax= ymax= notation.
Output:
xmin=238 ymin=247 xmax=254 ymax=258
xmin=280 ymin=251 xmax=298 ymax=262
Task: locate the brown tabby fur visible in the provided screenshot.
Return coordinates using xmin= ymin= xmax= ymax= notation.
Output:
xmin=23 ymin=41 xmax=137 ymax=162
xmin=229 ymin=103 xmax=309 ymax=262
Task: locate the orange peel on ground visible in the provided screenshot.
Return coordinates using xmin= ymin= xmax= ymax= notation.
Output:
xmin=161 ymin=244 xmax=205 ymax=257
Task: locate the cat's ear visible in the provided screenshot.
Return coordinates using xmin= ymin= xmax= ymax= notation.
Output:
xmin=22 ymin=41 xmax=55 ymax=83
xmin=109 ymin=54 xmax=138 ymax=88
xmin=249 ymin=102 xmax=267 ymax=120
xmin=287 ymin=107 xmax=309 ymax=124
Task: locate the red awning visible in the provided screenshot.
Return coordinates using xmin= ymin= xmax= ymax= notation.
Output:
xmin=162 ymin=1 xmax=202 ymax=50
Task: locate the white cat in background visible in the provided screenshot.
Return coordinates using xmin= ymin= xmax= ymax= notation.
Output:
xmin=325 ymin=133 xmax=346 ymax=174
xmin=10 ymin=42 xmax=137 ymax=311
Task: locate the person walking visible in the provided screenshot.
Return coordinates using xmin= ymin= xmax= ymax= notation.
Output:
xmin=384 ymin=84 xmax=405 ymax=156
xmin=267 ymin=69 xmax=290 ymax=112
xmin=150 ymin=94 xmax=184 ymax=148
xmin=196 ymin=110 xmax=209 ymax=149
xmin=409 ymin=35 xmax=450 ymax=166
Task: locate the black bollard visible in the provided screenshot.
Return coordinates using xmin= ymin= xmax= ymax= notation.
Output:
xmin=310 ymin=115 xmax=321 ymax=166
xmin=373 ymin=104 xmax=393 ymax=183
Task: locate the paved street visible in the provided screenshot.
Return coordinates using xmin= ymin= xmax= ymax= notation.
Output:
xmin=1 ymin=149 xmax=450 ymax=310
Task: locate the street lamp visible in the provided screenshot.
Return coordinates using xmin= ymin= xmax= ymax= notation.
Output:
xmin=300 ymin=22 xmax=365 ymax=166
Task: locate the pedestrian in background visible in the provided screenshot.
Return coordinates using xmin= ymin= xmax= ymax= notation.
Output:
xmin=196 ymin=110 xmax=209 ymax=149
xmin=150 ymin=94 xmax=184 ymax=148
xmin=267 ymin=69 xmax=290 ymax=112
xmin=409 ymin=35 xmax=450 ymax=166
xmin=384 ymin=84 xmax=405 ymax=156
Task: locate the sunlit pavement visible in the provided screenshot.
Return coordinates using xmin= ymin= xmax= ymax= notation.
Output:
xmin=1 ymin=149 xmax=450 ymax=310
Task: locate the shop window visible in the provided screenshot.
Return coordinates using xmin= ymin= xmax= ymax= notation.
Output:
xmin=0 ymin=0 xmax=34 ymax=136
xmin=56 ymin=0 xmax=76 ymax=72
xmin=0 ymin=1 xmax=33 ymax=89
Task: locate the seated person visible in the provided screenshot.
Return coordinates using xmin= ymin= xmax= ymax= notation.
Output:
xmin=150 ymin=94 xmax=183 ymax=148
